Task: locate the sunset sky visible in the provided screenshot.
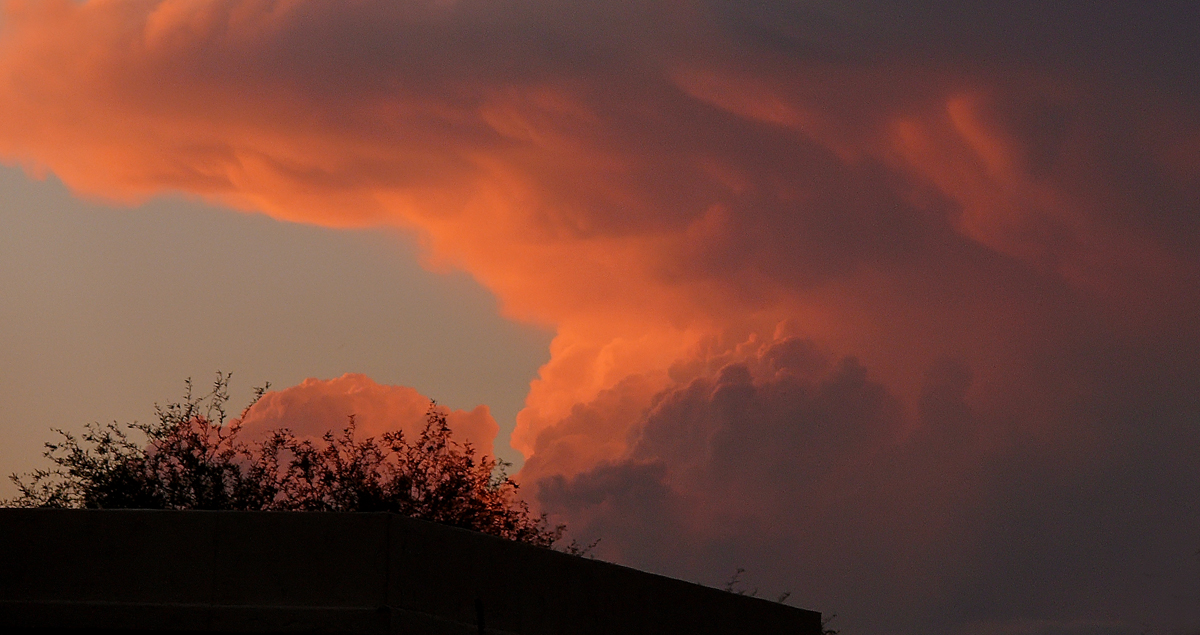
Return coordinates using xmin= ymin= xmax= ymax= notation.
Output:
xmin=2 ymin=2 xmax=1199 ymax=633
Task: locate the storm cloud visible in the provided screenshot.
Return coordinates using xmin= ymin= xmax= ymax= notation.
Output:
xmin=2 ymin=1 xmax=1198 ymax=632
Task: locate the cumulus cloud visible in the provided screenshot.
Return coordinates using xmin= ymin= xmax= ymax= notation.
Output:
xmin=2 ymin=1 xmax=1199 ymax=632
xmin=238 ymin=373 xmax=499 ymax=454
xmin=537 ymin=340 xmax=956 ymax=627
xmin=538 ymin=337 xmax=1200 ymax=634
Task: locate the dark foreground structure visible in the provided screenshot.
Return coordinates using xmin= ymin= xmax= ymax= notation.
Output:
xmin=0 ymin=509 xmax=821 ymax=634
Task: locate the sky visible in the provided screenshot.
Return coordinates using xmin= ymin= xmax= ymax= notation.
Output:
xmin=0 ymin=164 xmax=551 ymax=477
xmin=1 ymin=1 xmax=1199 ymax=634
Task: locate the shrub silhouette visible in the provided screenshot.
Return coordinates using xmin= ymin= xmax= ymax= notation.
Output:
xmin=7 ymin=373 xmax=563 ymax=547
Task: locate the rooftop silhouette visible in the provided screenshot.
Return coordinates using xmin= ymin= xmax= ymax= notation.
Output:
xmin=1 ymin=509 xmax=822 ymax=634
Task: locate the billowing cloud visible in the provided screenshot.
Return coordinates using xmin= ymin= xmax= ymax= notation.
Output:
xmin=2 ymin=1 xmax=1199 ymax=633
xmin=537 ymin=337 xmax=1200 ymax=634
xmin=238 ymin=373 xmax=498 ymax=454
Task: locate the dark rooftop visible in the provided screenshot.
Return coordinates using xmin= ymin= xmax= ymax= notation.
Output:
xmin=0 ymin=509 xmax=821 ymax=634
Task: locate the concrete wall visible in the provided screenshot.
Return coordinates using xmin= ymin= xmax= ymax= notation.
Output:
xmin=0 ymin=509 xmax=821 ymax=634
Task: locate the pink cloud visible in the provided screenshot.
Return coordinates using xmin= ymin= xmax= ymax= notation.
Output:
xmin=239 ymin=373 xmax=498 ymax=456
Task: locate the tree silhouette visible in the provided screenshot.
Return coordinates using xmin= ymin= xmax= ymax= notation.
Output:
xmin=7 ymin=373 xmax=563 ymax=547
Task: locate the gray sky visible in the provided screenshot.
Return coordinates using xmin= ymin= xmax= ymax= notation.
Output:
xmin=0 ymin=164 xmax=550 ymax=495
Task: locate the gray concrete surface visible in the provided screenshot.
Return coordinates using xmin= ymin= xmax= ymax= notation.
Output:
xmin=0 ymin=509 xmax=822 ymax=634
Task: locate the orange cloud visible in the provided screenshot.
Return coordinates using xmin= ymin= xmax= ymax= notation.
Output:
xmin=3 ymin=2 xmax=1200 ymax=632
xmin=238 ymin=373 xmax=499 ymax=454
